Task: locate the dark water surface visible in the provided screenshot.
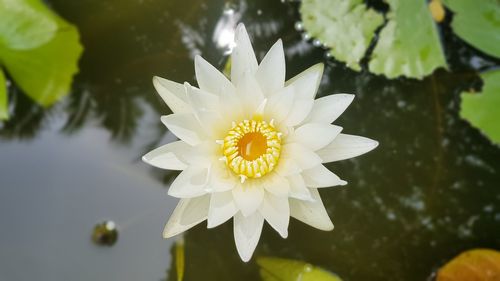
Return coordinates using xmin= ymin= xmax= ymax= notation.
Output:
xmin=1 ymin=0 xmax=499 ymax=280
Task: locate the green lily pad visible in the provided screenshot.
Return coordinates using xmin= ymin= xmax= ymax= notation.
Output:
xmin=0 ymin=0 xmax=58 ymax=50
xmin=0 ymin=0 xmax=83 ymax=108
xmin=0 ymin=69 xmax=7 ymax=120
xmin=443 ymin=0 xmax=500 ymax=58
xmin=300 ymin=0 xmax=384 ymax=71
xmin=368 ymin=0 xmax=448 ymax=79
xmin=257 ymin=257 xmax=343 ymax=281
xmin=460 ymin=70 xmax=500 ymax=145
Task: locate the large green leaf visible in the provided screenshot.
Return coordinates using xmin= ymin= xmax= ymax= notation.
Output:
xmin=444 ymin=0 xmax=500 ymax=58
xmin=460 ymin=70 xmax=500 ymax=144
xmin=0 ymin=68 xmax=7 ymax=120
xmin=300 ymin=0 xmax=384 ymax=71
xmin=368 ymin=0 xmax=447 ymax=79
xmin=0 ymin=0 xmax=58 ymax=50
xmin=257 ymin=257 xmax=343 ymax=281
xmin=0 ymin=0 xmax=83 ymax=107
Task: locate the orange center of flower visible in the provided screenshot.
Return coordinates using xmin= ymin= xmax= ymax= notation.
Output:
xmin=222 ymin=119 xmax=281 ymax=181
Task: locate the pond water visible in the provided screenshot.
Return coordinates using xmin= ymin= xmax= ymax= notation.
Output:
xmin=0 ymin=0 xmax=499 ymax=280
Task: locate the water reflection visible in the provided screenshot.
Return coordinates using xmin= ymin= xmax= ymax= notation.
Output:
xmin=0 ymin=0 xmax=499 ymax=281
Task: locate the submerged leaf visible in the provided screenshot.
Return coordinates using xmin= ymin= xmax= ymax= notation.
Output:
xmin=0 ymin=0 xmax=57 ymax=50
xmin=460 ymin=70 xmax=500 ymax=144
xmin=257 ymin=257 xmax=343 ymax=281
xmin=300 ymin=0 xmax=384 ymax=71
xmin=0 ymin=69 xmax=7 ymax=120
xmin=0 ymin=0 xmax=83 ymax=107
xmin=443 ymin=0 xmax=500 ymax=58
xmin=437 ymin=249 xmax=500 ymax=281
xmin=368 ymin=0 xmax=447 ymax=79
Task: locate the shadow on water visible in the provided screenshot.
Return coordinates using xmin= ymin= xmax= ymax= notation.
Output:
xmin=0 ymin=0 xmax=499 ymax=281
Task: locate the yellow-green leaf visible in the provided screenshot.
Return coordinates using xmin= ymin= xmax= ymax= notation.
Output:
xmin=460 ymin=70 xmax=500 ymax=144
xmin=0 ymin=68 xmax=7 ymax=120
xmin=257 ymin=257 xmax=343 ymax=281
xmin=437 ymin=249 xmax=500 ymax=281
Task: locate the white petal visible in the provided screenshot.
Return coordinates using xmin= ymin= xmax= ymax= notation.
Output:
xmin=283 ymin=99 xmax=314 ymax=127
xmin=255 ymin=39 xmax=285 ymax=96
xmin=168 ymin=166 xmax=209 ymax=198
xmin=303 ymin=94 xmax=355 ymax=124
xmin=233 ymin=212 xmax=264 ymax=262
xmin=290 ymin=189 xmax=333 ymax=231
xmin=194 ymin=55 xmax=233 ymax=95
xmin=209 ymin=160 xmax=238 ymax=192
xmin=274 ymin=157 xmax=302 ymax=177
xmin=232 ymin=183 xmax=264 ymax=217
xmin=163 ymin=195 xmax=210 ymax=238
xmin=288 ymin=123 xmax=342 ymax=151
xmin=161 ymin=114 xmax=205 ymax=146
xmin=259 ymin=193 xmax=289 ymax=238
xmin=208 ymin=191 xmax=238 ymax=228
xmin=287 ymin=174 xmax=313 ymax=201
xmin=153 ymin=76 xmax=192 ymax=113
xmin=185 ymin=83 xmax=221 ymax=113
xmin=285 ymin=63 xmax=323 ymax=100
xmin=302 ymin=165 xmax=347 ymax=188
xmin=264 ymin=86 xmax=295 ymax=123
xmin=262 ymin=173 xmax=290 ymax=197
xmin=317 ymin=134 xmax=379 ymax=163
xmin=231 ymin=23 xmax=258 ymax=86
xmin=282 ymin=143 xmax=322 ymax=170
xmin=236 ymin=71 xmax=265 ymax=114
xmin=142 ymin=141 xmax=191 ymax=170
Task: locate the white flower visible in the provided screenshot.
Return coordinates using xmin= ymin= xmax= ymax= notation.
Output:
xmin=143 ymin=23 xmax=378 ymax=262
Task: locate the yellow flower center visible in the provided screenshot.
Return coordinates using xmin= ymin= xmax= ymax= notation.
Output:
xmin=222 ymin=119 xmax=281 ymax=181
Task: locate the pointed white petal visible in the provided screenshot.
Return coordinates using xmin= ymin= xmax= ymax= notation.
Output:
xmin=282 ymin=143 xmax=322 ymax=170
xmin=209 ymin=160 xmax=238 ymax=192
xmin=274 ymin=157 xmax=302 ymax=177
xmin=161 ymin=114 xmax=205 ymax=146
xmin=302 ymin=165 xmax=347 ymax=188
xmin=287 ymin=174 xmax=313 ymax=201
xmin=255 ymin=39 xmax=285 ymax=96
xmin=233 ymin=212 xmax=264 ymax=262
xmin=142 ymin=141 xmax=191 ymax=170
xmin=232 ymin=183 xmax=264 ymax=217
xmin=285 ymin=63 xmax=324 ymax=100
xmin=231 ymin=24 xmax=258 ymax=86
xmin=153 ymin=76 xmax=192 ymax=113
xmin=288 ymin=123 xmax=342 ymax=151
xmin=303 ymin=94 xmax=355 ymax=124
xmin=262 ymin=173 xmax=290 ymax=197
xmin=168 ymin=165 xmax=209 ymax=198
xmin=290 ymin=189 xmax=333 ymax=231
xmin=283 ymin=99 xmax=314 ymax=127
xmin=185 ymin=83 xmax=221 ymax=112
xmin=317 ymin=134 xmax=379 ymax=163
xmin=259 ymin=193 xmax=289 ymax=238
xmin=194 ymin=55 xmax=233 ymax=95
xmin=208 ymin=191 xmax=238 ymax=228
xmin=264 ymin=86 xmax=295 ymax=123
xmin=163 ymin=195 xmax=210 ymax=238
xmin=236 ymin=71 xmax=265 ymax=114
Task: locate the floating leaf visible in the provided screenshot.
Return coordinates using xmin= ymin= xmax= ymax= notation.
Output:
xmin=257 ymin=257 xmax=343 ymax=281
xmin=0 ymin=0 xmax=57 ymax=50
xmin=368 ymin=0 xmax=447 ymax=79
xmin=437 ymin=249 xmax=500 ymax=281
xmin=444 ymin=0 xmax=500 ymax=58
xmin=300 ymin=0 xmax=384 ymax=71
xmin=0 ymin=69 xmax=7 ymax=120
xmin=460 ymin=70 xmax=500 ymax=144
xmin=0 ymin=0 xmax=83 ymax=107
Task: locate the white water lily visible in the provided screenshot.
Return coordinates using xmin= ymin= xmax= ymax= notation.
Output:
xmin=143 ymin=23 xmax=378 ymax=262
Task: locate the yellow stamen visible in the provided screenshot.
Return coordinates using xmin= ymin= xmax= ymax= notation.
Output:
xmin=223 ymin=119 xmax=281 ymax=179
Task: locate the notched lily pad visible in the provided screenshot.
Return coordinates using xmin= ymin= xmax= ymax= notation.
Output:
xmin=460 ymin=70 xmax=500 ymax=145
xmin=257 ymin=257 xmax=343 ymax=281
xmin=368 ymin=0 xmax=447 ymax=79
xmin=436 ymin=249 xmax=500 ymax=281
xmin=300 ymin=0 xmax=384 ymax=71
xmin=443 ymin=0 xmax=500 ymax=59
